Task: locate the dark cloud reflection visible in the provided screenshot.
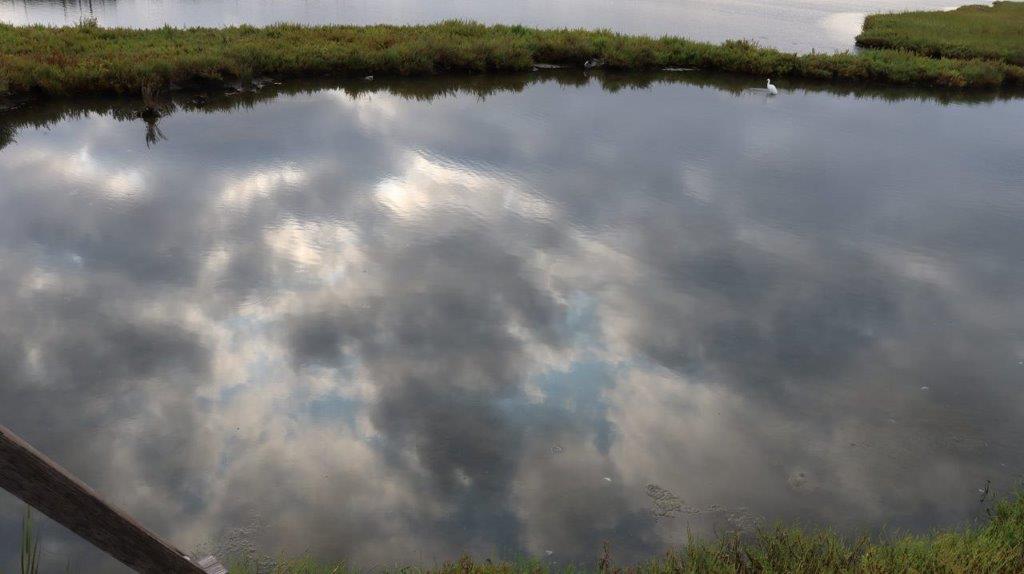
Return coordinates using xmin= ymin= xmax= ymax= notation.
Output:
xmin=1 ymin=79 xmax=1024 ymax=571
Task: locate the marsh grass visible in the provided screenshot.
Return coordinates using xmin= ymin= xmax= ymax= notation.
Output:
xmin=857 ymin=2 xmax=1024 ymax=66
xmin=1 ymin=16 xmax=1024 ymax=100
xmin=20 ymin=508 xmax=40 ymax=574
xmin=6 ymin=495 xmax=1024 ymax=573
xmin=225 ymin=495 xmax=1024 ymax=573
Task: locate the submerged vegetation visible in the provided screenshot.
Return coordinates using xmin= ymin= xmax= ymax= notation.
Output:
xmin=230 ymin=494 xmax=1024 ymax=572
xmin=2 ymin=7 xmax=1024 ymax=101
xmin=857 ymin=2 xmax=1024 ymax=66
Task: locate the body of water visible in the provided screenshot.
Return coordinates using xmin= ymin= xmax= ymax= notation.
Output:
xmin=0 ymin=73 xmax=1022 ymax=571
xmin=2 ymin=0 xmax=963 ymax=52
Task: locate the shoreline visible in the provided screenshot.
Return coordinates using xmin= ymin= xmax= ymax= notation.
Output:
xmin=231 ymin=493 xmax=1024 ymax=572
xmin=1 ymin=12 xmax=1024 ymax=104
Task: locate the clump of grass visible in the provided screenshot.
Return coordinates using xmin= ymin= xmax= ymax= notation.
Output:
xmin=1 ymin=14 xmax=1023 ymax=100
xmin=140 ymin=81 xmax=161 ymax=110
xmin=76 ymin=16 xmax=98 ymax=30
xmin=21 ymin=507 xmax=40 ymax=574
xmin=857 ymin=1 xmax=1024 ymax=66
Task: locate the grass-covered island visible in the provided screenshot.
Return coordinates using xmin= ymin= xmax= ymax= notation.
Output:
xmin=2 ymin=2 xmax=1024 ymax=101
xmin=219 ymin=494 xmax=1024 ymax=572
xmin=857 ymin=1 xmax=1024 ymax=66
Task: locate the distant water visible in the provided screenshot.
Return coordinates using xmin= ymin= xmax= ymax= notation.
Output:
xmin=1 ymin=73 xmax=1023 ymax=571
xmin=2 ymin=0 xmax=963 ymax=52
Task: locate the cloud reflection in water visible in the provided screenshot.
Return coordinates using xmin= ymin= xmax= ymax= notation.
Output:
xmin=1 ymin=78 xmax=1023 ymax=571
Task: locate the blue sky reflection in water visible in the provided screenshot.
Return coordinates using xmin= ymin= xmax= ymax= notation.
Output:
xmin=1 ymin=77 xmax=1024 ymax=571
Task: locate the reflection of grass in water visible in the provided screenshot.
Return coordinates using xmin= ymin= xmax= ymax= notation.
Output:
xmin=12 ymin=494 xmax=1024 ymax=572
xmin=1 ymin=65 xmax=1021 ymax=155
xmin=2 ymin=13 xmax=1024 ymax=98
xmin=857 ymin=2 xmax=1024 ymax=66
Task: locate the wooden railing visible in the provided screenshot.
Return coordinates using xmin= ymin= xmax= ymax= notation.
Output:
xmin=0 ymin=425 xmax=225 ymax=574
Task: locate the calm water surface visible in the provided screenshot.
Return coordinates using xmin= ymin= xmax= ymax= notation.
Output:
xmin=1 ymin=75 xmax=1024 ymax=571
xmin=3 ymin=0 xmax=962 ymax=52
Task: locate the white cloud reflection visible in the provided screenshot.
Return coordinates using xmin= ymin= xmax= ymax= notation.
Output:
xmin=1 ymin=78 xmax=1023 ymax=572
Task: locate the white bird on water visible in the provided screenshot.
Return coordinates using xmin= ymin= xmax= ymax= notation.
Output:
xmin=766 ymin=78 xmax=778 ymax=95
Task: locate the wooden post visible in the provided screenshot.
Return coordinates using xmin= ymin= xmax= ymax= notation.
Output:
xmin=0 ymin=425 xmax=224 ymax=574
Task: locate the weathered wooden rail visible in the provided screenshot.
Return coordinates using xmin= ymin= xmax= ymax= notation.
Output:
xmin=0 ymin=425 xmax=225 ymax=573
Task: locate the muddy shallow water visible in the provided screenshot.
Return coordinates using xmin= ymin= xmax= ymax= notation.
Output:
xmin=1 ymin=74 xmax=1023 ymax=571
xmin=3 ymin=0 xmax=964 ymax=52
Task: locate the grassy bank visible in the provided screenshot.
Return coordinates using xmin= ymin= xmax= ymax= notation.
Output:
xmin=857 ymin=2 xmax=1024 ymax=66
xmin=2 ymin=17 xmax=1024 ymax=100
xmin=8 ymin=494 xmax=1024 ymax=572
xmin=226 ymin=495 xmax=1024 ymax=573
